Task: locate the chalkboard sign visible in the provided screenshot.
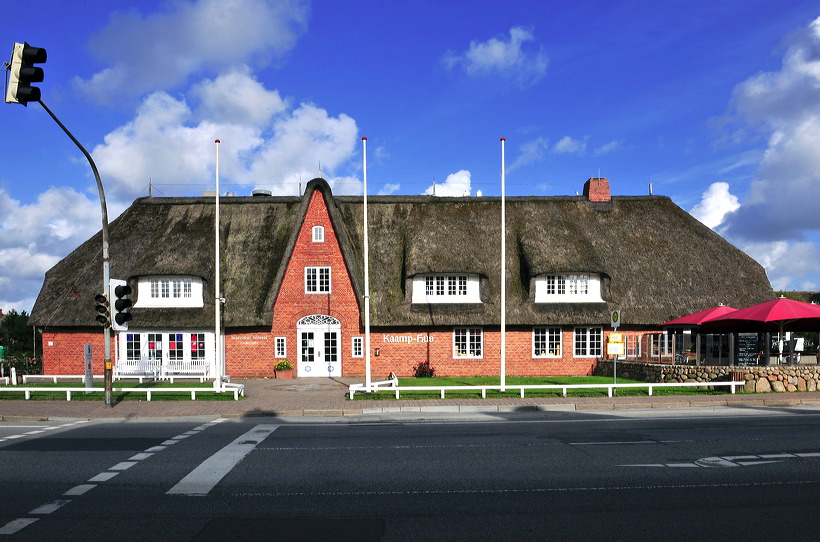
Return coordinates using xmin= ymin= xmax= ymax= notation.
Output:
xmin=736 ymin=333 xmax=758 ymax=366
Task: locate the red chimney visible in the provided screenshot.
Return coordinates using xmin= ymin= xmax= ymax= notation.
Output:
xmin=583 ymin=177 xmax=610 ymax=202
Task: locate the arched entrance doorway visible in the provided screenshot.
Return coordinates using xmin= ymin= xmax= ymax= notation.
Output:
xmin=296 ymin=314 xmax=341 ymax=377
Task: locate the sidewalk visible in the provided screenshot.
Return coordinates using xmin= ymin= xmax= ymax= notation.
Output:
xmin=3 ymin=377 xmax=820 ymax=421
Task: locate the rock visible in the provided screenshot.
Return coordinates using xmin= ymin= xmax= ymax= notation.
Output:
xmin=771 ymin=380 xmax=786 ymax=393
xmin=756 ymin=379 xmax=772 ymax=393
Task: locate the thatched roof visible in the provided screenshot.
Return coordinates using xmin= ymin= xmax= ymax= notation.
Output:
xmin=30 ymin=178 xmax=774 ymax=329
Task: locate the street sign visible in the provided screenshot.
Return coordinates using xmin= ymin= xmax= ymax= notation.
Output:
xmin=611 ymin=310 xmax=621 ymax=329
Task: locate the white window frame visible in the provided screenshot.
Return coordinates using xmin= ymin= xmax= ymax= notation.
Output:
xmin=413 ymin=274 xmax=481 ymax=303
xmin=533 ymin=327 xmax=562 ymax=358
xmin=453 ymin=327 xmax=483 ymax=358
xmin=573 ymin=327 xmax=603 ymax=358
xmin=275 ymin=337 xmax=287 ymax=358
xmin=305 ymin=266 xmax=331 ymax=294
xmin=535 ymin=273 xmax=602 ymax=303
xmin=135 ymin=276 xmax=204 ymax=308
xmin=626 ymin=334 xmax=642 ymax=359
xmin=651 ymin=333 xmax=673 ymax=359
xmin=312 ymin=225 xmax=325 ymax=243
xmin=352 ymin=336 xmax=364 ymax=358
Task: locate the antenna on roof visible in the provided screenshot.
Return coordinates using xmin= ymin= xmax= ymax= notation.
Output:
xmin=649 ymin=178 xmax=653 ymax=195
xmin=318 ymin=161 xmax=323 ymax=179
xmin=148 ymin=178 xmax=152 ymax=198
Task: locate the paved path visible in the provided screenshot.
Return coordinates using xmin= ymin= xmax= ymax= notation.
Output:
xmin=3 ymin=377 xmax=820 ymax=420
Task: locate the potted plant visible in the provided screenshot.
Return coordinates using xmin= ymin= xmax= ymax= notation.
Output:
xmin=274 ymin=359 xmax=294 ymax=379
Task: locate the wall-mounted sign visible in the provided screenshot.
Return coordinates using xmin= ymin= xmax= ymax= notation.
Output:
xmin=382 ymin=334 xmax=435 ymax=344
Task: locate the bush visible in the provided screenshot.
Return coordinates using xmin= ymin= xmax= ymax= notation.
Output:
xmin=274 ymin=359 xmax=293 ymax=371
xmin=413 ymin=360 xmax=435 ymax=378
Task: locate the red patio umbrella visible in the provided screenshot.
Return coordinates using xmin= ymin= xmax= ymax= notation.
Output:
xmin=661 ymin=305 xmax=737 ymax=327
xmin=701 ymin=297 xmax=820 ymax=365
xmin=700 ymin=297 xmax=820 ymax=333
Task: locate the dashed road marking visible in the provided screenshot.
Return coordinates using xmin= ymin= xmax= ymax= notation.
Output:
xmin=0 ymin=418 xmax=226 ymax=536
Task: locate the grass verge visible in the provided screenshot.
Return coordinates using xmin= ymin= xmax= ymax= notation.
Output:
xmin=351 ymin=376 xmax=735 ymax=400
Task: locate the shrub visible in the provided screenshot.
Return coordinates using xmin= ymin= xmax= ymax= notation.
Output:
xmin=413 ymin=360 xmax=435 ymax=378
xmin=274 ymin=359 xmax=293 ymax=371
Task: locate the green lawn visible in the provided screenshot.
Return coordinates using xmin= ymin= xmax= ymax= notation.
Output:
xmin=351 ymin=376 xmax=735 ymax=400
xmin=0 ymin=381 xmax=240 ymax=401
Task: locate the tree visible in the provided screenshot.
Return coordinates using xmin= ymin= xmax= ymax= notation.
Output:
xmin=0 ymin=309 xmax=35 ymax=356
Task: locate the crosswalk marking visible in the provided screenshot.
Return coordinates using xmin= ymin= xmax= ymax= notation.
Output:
xmin=167 ymin=424 xmax=279 ymax=496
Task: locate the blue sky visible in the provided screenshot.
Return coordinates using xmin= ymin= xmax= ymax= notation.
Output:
xmin=3 ymin=0 xmax=820 ymax=313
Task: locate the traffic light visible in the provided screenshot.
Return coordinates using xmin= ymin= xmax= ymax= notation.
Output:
xmin=111 ymin=279 xmax=133 ymax=331
xmin=5 ymin=42 xmax=47 ymax=106
xmin=94 ymin=293 xmax=110 ymax=326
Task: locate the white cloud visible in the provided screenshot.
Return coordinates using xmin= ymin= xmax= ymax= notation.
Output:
xmin=740 ymin=240 xmax=820 ymax=291
xmin=594 ymin=140 xmax=624 ymax=156
xmin=721 ymin=15 xmax=820 ymax=243
xmin=706 ymin=14 xmax=820 ymax=292
xmin=689 ymin=182 xmax=740 ymax=229
xmin=424 ymin=170 xmax=472 ymax=197
xmin=553 ymin=136 xmax=587 ymax=155
xmin=74 ymin=0 xmax=309 ymax=102
xmin=443 ymin=26 xmax=548 ymax=87
xmin=378 ymin=183 xmax=400 ymax=196
xmin=91 ymin=71 xmax=360 ymax=202
xmin=508 ymin=137 xmax=549 ymax=172
xmin=191 ymin=68 xmax=288 ymax=127
xmin=0 ymin=187 xmax=101 ymax=311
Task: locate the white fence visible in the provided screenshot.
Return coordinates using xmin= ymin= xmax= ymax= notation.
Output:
xmin=3 ymin=374 xmax=242 ymax=401
xmin=348 ymin=381 xmax=745 ymax=400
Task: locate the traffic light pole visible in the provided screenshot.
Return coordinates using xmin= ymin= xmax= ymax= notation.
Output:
xmin=37 ymin=99 xmax=114 ymax=407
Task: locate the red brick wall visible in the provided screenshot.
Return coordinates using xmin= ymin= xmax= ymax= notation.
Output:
xmin=351 ymin=328 xmax=661 ymax=379
xmin=40 ymin=328 xmax=112 ymax=375
xmin=225 ymin=329 xmax=275 ymax=378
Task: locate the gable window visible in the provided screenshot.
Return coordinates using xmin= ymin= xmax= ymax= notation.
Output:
xmin=136 ymin=276 xmax=204 ymax=308
xmin=312 ymin=225 xmax=325 ymax=243
xmin=454 ymin=327 xmax=483 ymax=358
xmin=413 ymin=274 xmax=480 ymax=303
xmin=535 ymin=273 xmax=602 ymax=303
xmin=574 ymin=327 xmax=602 ymax=357
xmin=533 ymin=327 xmax=561 ymax=358
xmin=305 ymin=266 xmax=331 ymax=293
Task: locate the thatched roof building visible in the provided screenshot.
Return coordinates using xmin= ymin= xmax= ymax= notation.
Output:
xmin=30 ymin=178 xmax=774 ymax=331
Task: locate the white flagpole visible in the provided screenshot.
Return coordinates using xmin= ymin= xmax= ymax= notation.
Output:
xmin=214 ymin=139 xmax=223 ymax=391
xmin=362 ymin=137 xmax=372 ymax=390
xmin=500 ymin=137 xmax=507 ymax=391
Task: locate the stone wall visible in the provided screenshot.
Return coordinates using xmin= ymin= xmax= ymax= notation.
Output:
xmin=595 ymin=360 xmax=820 ymax=393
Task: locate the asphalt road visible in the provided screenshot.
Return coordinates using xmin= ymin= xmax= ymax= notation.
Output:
xmin=2 ymin=406 xmax=820 ymax=541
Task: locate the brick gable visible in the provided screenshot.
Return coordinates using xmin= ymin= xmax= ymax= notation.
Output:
xmin=268 ymin=189 xmax=362 ymax=374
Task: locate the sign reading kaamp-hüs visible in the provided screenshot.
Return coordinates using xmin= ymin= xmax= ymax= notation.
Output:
xmin=382 ymin=334 xmax=435 ymax=344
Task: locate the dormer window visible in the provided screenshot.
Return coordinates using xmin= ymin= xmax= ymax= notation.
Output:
xmin=535 ymin=273 xmax=602 ymax=303
xmin=135 ymin=276 xmax=204 ymax=308
xmin=312 ymin=226 xmax=324 ymax=242
xmin=412 ymin=274 xmax=481 ymax=303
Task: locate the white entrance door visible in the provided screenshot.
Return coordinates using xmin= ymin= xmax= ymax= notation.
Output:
xmin=297 ymin=315 xmax=341 ymax=377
